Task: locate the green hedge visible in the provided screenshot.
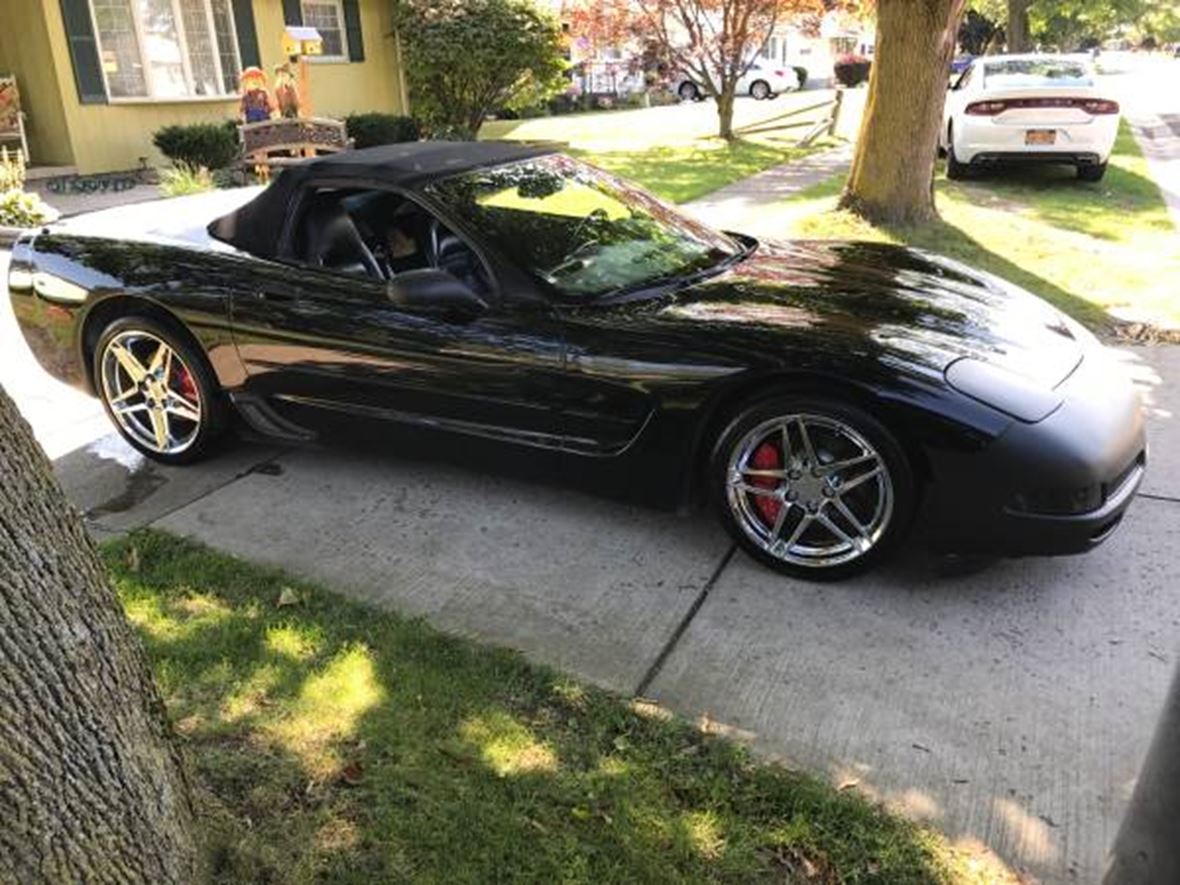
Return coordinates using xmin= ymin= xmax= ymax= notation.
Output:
xmin=344 ymin=113 xmax=421 ymax=149
xmin=152 ymin=122 xmax=239 ymax=170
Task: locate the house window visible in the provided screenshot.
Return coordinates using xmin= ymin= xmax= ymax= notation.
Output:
xmin=301 ymin=1 xmax=348 ymax=60
xmin=90 ymin=0 xmax=241 ymax=100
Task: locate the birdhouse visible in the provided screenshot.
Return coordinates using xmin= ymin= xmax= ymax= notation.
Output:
xmin=282 ymin=26 xmax=323 ymax=58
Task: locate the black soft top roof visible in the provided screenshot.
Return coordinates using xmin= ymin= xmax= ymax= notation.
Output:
xmin=209 ymin=140 xmax=557 ymax=258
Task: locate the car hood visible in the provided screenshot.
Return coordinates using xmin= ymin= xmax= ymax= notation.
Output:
xmin=655 ymin=238 xmax=1085 ymax=387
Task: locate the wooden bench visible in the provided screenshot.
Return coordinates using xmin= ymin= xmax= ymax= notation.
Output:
xmin=238 ymin=117 xmax=352 ymax=177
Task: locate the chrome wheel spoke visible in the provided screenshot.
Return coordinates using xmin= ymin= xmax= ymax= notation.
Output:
xmin=148 ymin=407 xmax=170 ymax=450
xmin=734 ymin=482 xmax=780 ymax=499
xmin=781 ymin=512 xmax=812 ymax=550
xmin=836 ymin=466 xmax=882 ymax=495
xmin=165 ymin=397 xmax=200 ymax=423
xmin=821 ymin=452 xmax=875 ymax=476
xmin=741 ymin=468 xmax=788 ymax=480
xmin=830 ymin=496 xmax=869 ymax=539
xmin=109 ymin=385 xmax=141 ymax=405
xmin=113 ymin=400 xmax=149 ymax=417
xmin=109 ymin=343 xmax=148 ymax=383
xmin=796 ymin=417 xmax=818 ymax=467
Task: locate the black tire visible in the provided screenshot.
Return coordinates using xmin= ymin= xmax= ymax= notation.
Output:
xmin=709 ymin=395 xmax=916 ymax=581
xmin=946 ymin=126 xmax=970 ymax=180
xmin=750 ymin=80 xmax=771 ymax=100
xmin=1078 ymin=162 xmax=1107 ymax=182
xmin=92 ymin=314 xmax=227 ymax=465
xmin=678 ymin=81 xmax=701 ymax=102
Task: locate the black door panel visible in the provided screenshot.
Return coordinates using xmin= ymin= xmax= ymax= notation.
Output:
xmin=230 ymin=261 xmax=569 ymax=445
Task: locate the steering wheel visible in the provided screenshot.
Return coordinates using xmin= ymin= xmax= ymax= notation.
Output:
xmin=569 ymin=207 xmax=609 ymax=249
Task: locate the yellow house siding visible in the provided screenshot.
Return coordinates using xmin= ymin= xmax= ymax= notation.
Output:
xmin=0 ymin=0 xmax=75 ymax=166
xmin=254 ymin=0 xmax=406 ymax=122
xmin=37 ymin=0 xmax=407 ymax=174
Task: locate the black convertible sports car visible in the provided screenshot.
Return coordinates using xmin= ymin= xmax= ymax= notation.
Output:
xmin=8 ymin=142 xmax=1145 ymax=579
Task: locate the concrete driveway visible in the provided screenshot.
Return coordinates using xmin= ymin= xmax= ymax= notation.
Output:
xmin=4 ymin=251 xmax=1180 ymax=884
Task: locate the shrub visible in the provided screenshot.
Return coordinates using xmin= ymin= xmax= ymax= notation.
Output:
xmin=396 ymin=0 xmax=568 ymax=137
xmin=792 ymin=66 xmax=809 ymax=89
xmin=834 ymin=54 xmax=871 ymax=88
xmin=152 ymin=122 xmax=239 ymax=170
xmin=0 ymin=189 xmax=53 ymax=228
xmin=344 ymin=113 xmax=421 ymax=149
xmin=158 ymin=163 xmax=215 ymax=198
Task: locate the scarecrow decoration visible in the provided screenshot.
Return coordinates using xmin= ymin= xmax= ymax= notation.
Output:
xmin=273 ymin=63 xmax=301 ymax=119
xmin=238 ymin=66 xmax=274 ymax=124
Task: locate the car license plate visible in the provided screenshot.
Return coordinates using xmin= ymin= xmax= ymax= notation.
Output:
xmin=1025 ymin=129 xmax=1056 ymax=145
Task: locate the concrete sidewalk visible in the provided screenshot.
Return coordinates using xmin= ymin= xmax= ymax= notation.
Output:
xmin=15 ymin=341 xmax=1175 ymax=885
xmin=683 ymin=142 xmax=852 ymax=234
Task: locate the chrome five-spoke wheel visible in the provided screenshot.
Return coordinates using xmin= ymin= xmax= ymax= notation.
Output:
xmin=713 ymin=399 xmax=914 ymax=579
xmin=99 ymin=330 xmax=203 ymax=456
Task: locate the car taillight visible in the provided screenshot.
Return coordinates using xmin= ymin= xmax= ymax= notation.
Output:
xmin=1080 ymin=99 xmax=1119 ymax=114
xmin=774 ymin=70 xmax=787 ymax=77
xmin=965 ymin=100 xmax=1007 ymax=115
xmin=965 ymin=97 xmax=1120 ymax=115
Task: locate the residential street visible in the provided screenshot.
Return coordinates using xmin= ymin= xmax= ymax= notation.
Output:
xmin=3 ymin=58 xmax=1180 ymax=885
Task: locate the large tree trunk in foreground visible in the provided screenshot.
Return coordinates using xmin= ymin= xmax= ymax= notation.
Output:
xmin=838 ymin=0 xmax=966 ymax=226
xmin=0 ymin=386 xmax=195 ymax=883
xmin=1007 ymin=0 xmax=1031 ymax=52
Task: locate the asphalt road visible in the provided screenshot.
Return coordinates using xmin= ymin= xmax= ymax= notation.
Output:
xmin=3 ymin=64 xmax=1180 ymax=881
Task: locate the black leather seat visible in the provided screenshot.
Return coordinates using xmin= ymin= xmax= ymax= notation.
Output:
xmin=303 ymin=201 xmax=382 ymax=278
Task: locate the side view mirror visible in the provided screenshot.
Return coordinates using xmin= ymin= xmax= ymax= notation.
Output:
xmin=387 ymin=268 xmax=487 ymax=321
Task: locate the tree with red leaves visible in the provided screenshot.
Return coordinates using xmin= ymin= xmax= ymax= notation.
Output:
xmin=635 ymin=0 xmax=823 ymax=139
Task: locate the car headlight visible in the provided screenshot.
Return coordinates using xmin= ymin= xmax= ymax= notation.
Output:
xmin=944 ymin=357 xmax=1062 ymax=423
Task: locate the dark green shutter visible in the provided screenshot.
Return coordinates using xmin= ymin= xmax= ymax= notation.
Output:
xmin=231 ymin=0 xmax=261 ymax=68
xmin=282 ymin=0 xmax=303 ymax=25
xmin=59 ymin=0 xmax=107 ymax=104
xmin=343 ymin=0 xmax=364 ymax=62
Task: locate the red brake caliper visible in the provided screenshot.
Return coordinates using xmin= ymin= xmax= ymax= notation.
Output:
xmin=174 ymin=363 xmax=197 ymax=401
xmin=749 ymin=441 xmax=782 ymax=527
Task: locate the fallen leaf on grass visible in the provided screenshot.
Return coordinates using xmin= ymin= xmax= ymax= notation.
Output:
xmin=276 ymin=586 xmax=301 ymax=607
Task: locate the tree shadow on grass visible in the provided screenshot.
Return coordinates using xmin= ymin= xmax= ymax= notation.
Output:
xmin=882 ymin=211 xmax=1115 ymax=330
xmin=107 ymin=530 xmax=961 ymax=884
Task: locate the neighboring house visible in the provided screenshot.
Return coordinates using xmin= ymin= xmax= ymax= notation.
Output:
xmin=759 ymin=11 xmax=876 ymax=87
xmin=0 ymin=0 xmax=409 ymax=174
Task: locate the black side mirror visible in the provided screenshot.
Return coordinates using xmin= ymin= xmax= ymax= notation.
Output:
xmin=387 ymin=268 xmax=487 ymax=321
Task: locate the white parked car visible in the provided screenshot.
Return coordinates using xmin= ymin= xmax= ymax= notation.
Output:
xmin=674 ymin=60 xmax=801 ymax=102
xmin=941 ymin=54 xmax=1120 ymax=181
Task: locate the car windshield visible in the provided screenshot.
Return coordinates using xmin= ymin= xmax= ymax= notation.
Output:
xmin=983 ymin=58 xmax=1093 ymax=88
xmin=424 ymin=154 xmax=741 ymax=300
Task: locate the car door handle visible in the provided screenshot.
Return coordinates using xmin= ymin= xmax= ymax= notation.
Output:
xmin=254 ymin=287 xmax=297 ymax=302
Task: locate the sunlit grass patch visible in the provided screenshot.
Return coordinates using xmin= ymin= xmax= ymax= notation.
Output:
xmin=775 ymin=121 xmax=1179 ymax=330
xmin=106 ymin=530 xmax=1014 ymax=883
xmin=578 ymin=140 xmax=830 ymax=204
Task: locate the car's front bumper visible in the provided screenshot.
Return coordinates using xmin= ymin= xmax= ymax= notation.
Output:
xmin=923 ymin=349 xmax=1147 ymax=557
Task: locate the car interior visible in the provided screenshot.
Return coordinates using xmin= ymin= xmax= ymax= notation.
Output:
xmin=291 ymin=188 xmax=491 ymax=297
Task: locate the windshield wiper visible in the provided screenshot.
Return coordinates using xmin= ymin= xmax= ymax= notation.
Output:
xmin=601 ymin=239 xmax=755 ymax=301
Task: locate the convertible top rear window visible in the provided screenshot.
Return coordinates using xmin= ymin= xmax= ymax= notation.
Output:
xmin=983 ymin=58 xmax=1093 ymax=88
xmin=424 ymin=155 xmax=739 ymax=300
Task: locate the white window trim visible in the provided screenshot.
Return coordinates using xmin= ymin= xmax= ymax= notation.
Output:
xmin=301 ymin=0 xmax=350 ymax=63
xmin=88 ymin=0 xmax=242 ymax=102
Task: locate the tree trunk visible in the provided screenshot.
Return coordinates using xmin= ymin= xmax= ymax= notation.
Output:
xmin=0 ymin=385 xmax=196 ymax=883
xmin=1007 ymin=0 xmax=1031 ymax=52
xmin=838 ymin=0 xmax=966 ymax=226
xmin=716 ymin=85 xmax=736 ymax=141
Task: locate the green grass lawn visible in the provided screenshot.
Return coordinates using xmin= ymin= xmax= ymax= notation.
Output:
xmin=481 ymin=91 xmax=859 ymax=204
xmin=776 ymin=122 xmax=1179 ymax=331
xmin=577 ymin=140 xmax=829 ymax=204
xmin=106 ymin=530 xmax=1010 ymax=884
